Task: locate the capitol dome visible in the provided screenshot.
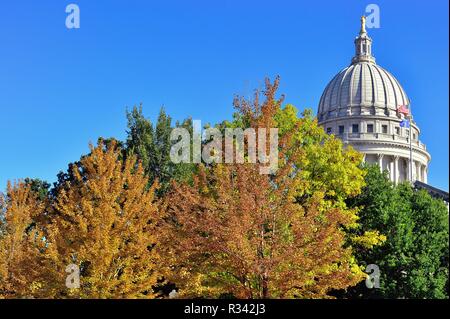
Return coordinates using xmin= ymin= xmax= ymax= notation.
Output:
xmin=318 ymin=63 xmax=410 ymax=121
xmin=317 ymin=16 xmax=431 ymax=184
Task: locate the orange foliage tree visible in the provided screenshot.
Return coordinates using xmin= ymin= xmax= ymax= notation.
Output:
xmin=157 ymin=78 xmax=366 ymax=298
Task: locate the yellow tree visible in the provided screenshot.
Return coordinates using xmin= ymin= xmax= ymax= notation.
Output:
xmin=0 ymin=181 xmax=52 ymax=298
xmin=47 ymin=139 xmax=161 ymax=298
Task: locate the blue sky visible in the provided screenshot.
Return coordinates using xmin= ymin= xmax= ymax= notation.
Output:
xmin=0 ymin=0 xmax=448 ymax=191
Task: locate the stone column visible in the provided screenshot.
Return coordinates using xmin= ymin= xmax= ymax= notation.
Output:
xmin=406 ymin=160 xmax=411 ymax=181
xmin=416 ymin=162 xmax=420 ymax=182
xmin=394 ymin=156 xmax=399 ymax=184
xmin=407 ymin=159 xmax=413 ymax=182
xmin=424 ymin=166 xmax=428 ymax=184
xmin=378 ymin=154 xmax=384 ymax=172
xmin=389 ymin=157 xmax=395 ymax=181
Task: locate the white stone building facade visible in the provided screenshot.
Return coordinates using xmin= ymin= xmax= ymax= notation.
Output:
xmin=317 ymin=17 xmax=431 ymax=183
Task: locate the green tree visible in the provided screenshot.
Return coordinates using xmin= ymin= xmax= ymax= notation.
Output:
xmin=273 ymin=104 xmax=366 ymax=211
xmin=125 ymin=104 xmax=154 ymax=176
xmin=23 ymin=178 xmax=50 ymax=201
xmin=125 ymin=105 xmax=195 ymax=195
xmin=343 ymin=165 xmax=449 ymax=298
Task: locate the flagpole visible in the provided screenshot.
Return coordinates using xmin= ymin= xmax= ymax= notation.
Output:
xmin=408 ymin=112 xmax=413 ymax=183
xmin=398 ymin=104 xmax=414 ymax=183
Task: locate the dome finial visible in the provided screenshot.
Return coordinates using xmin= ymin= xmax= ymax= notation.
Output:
xmin=352 ymin=15 xmax=375 ymax=64
xmin=360 ymin=16 xmax=366 ymax=34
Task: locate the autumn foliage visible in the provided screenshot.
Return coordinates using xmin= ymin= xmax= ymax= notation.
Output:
xmin=0 ymin=181 xmax=51 ymax=298
xmin=1 ymin=140 xmax=161 ymax=298
xmin=0 ymin=78 xmax=410 ymax=299
xmin=44 ymin=140 xmax=161 ymax=298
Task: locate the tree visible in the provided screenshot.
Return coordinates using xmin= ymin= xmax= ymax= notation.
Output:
xmin=0 ymin=181 xmax=53 ymax=298
xmin=23 ymin=178 xmax=51 ymax=201
xmin=125 ymin=105 xmax=195 ymax=195
xmin=46 ymin=139 xmax=161 ymax=298
xmin=343 ymin=165 xmax=449 ymax=299
xmin=273 ymin=105 xmax=366 ymax=211
xmin=125 ymin=104 xmax=155 ymax=179
xmin=232 ymin=78 xmax=382 ymax=253
xmin=157 ymin=78 xmax=368 ymax=298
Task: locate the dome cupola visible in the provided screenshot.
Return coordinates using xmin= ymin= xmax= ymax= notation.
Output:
xmin=352 ymin=15 xmax=375 ymax=64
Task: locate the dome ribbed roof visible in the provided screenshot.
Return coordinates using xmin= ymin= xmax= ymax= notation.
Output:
xmin=318 ymin=62 xmax=409 ymax=119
